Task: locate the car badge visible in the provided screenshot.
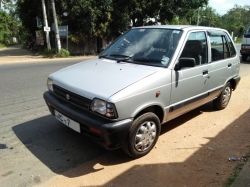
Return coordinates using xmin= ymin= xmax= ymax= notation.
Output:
xmin=66 ymin=94 xmax=70 ymax=100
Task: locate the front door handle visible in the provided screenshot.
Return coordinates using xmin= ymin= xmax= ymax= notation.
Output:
xmin=202 ymin=70 xmax=208 ymax=75
xmin=228 ymin=63 xmax=232 ymax=67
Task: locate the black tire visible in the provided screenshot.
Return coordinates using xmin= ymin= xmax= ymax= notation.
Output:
xmin=123 ymin=112 xmax=161 ymax=158
xmin=213 ymin=82 xmax=232 ymax=110
xmin=242 ymin=54 xmax=248 ymax=61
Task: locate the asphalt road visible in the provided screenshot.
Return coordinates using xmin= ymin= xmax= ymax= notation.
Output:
xmin=0 ymin=46 xmax=249 ymax=186
xmin=0 ymin=58 xmax=109 ymax=187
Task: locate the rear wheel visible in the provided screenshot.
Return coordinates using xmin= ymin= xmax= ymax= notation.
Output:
xmin=213 ymin=82 xmax=232 ymax=110
xmin=123 ymin=112 xmax=161 ymax=158
xmin=242 ymin=54 xmax=248 ymax=61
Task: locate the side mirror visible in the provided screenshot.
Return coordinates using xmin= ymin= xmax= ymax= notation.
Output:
xmin=174 ymin=58 xmax=195 ymax=70
xmin=100 ymin=47 xmax=105 ymax=53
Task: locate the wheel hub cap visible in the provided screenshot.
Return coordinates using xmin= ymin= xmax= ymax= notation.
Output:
xmin=222 ymin=87 xmax=231 ymax=107
xmin=134 ymin=121 xmax=156 ymax=152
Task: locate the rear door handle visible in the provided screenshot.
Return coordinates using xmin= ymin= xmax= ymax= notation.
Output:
xmin=228 ymin=63 xmax=232 ymax=67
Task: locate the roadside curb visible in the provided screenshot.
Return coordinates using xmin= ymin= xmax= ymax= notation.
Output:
xmin=0 ymin=55 xmax=97 ymax=65
xmin=0 ymin=44 xmax=97 ymax=65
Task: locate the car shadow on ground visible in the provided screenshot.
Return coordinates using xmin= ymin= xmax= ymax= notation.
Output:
xmin=11 ymin=103 xmax=217 ymax=178
xmin=12 ymin=115 xmax=131 ymax=176
xmin=74 ymin=109 xmax=250 ymax=186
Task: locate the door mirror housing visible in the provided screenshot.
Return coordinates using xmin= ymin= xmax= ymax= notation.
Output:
xmin=174 ymin=58 xmax=196 ymax=70
xmin=100 ymin=47 xmax=105 ymax=53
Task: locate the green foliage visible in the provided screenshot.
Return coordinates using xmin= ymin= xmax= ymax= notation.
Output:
xmin=217 ymin=5 xmax=250 ymax=37
xmin=59 ymin=48 xmax=70 ymax=57
xmin=159 ymin=0 xmax=208 ymax=24
xmin=14 ymin=0 xmax=250 ymax=45
xmin=223 ymin=152 xmax=250 ymax=187
xmin=0 ymin=9 xmax=21 ymax=45
xmin=16 ymin=0 xmax=43 ymax=34
xmin=56 ymin=0 xmax=113 ymax=42
xmin=0 ymin=43 xmax=5 ymax=48
xmin=42 ymin=48 xmax=70 ymax=58
xmin=0 ymin=0 xmax=15 ymax=10
xmin=236 ymin=37 xmax=242 ymax=44
xmin=42 ymin=48 xmax=57 ymax=58
xmin=16 ymin=0 xmax=208 ymax=42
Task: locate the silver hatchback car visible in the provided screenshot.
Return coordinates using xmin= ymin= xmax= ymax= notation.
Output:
xmin=44 ymin=25 xmax=240 ymax=158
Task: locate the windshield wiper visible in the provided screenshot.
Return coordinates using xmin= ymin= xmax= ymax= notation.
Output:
xmin=99 ymin=55 xmax=113 ymax=60
xmin=99 ymin=53 xmax=133 ymax=63
xmin=133 ymin=57 xmax=163 ymax=62
xmin=108 ymin=54 xmax=133 ymax=63
xmin=109 ymin=54 xmax=131 ymax=58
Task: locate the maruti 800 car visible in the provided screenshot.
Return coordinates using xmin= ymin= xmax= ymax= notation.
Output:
xmin=44 ymin=25 xmax=240 ymax=158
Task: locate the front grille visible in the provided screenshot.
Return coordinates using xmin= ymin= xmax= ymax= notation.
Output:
xmin=53 ymin=84 xmax=91 ymax=110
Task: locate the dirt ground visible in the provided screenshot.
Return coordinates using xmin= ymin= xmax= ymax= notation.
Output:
xmin=32 ymin=72 xmax=250 ymax=187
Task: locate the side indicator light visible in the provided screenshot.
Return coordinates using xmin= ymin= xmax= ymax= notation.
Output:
xmin=156 ymin=91 xmax=161 ymax=97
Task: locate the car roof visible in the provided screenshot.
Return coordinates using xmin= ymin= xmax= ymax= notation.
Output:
xmin=132 ymin=25 xmax=226 ymax=32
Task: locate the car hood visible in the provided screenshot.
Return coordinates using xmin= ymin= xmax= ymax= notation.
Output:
xmin=50 ymin=58 xmax=163 ymax=100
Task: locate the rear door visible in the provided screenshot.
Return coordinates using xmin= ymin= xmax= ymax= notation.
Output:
xmin=206 ymin=30 xmax=237 ymax=100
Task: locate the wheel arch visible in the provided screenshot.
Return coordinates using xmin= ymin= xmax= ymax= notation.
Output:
xmin=229 ymin=78 xmax=237 ymax=90
xmin=133 ymin=105 xmax=165 ymax=123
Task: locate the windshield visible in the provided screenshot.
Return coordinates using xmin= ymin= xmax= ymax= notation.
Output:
xmin=247 ymin=26 xmax=250 ymax=34
xmin=100 ymin=28 xmax=183 ymax=67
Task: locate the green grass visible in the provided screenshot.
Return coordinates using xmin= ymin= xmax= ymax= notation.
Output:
xmin=235 ymin=37 xmax=242 ymax=44
xmin=0 ymin=43 xmax=6 ymax=49
xmin=223 ymin=151 xmax=250 ymax=187
xmin=41 ymin=48 xmax=70 ymax=58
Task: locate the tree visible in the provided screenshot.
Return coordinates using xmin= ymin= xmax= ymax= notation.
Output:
xmin=0 ymin=0 xmax=15 ymax=10
xmin=55 ymin=0 xmax=113 ymax=42
xmin=16 ymin=0 xmax=209 ymax=43
xmin=0 ymin=9 xmax=20 ymax=45
xmin=217 ymin=5 xmax=250 ymax=37
xmin=196 ymin=6 xmax=218 ymax=27
xmin=108 ymin=0 xmax=208 ymax=37
xmin=16 ymin=0 xmax=42 ymax=34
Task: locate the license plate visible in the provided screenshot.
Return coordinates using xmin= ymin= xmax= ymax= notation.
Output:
xmin=54 ymin=110 xmax=80 ymax=133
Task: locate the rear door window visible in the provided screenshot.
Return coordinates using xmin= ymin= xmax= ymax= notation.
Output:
xmin=208 ymin=31 xmax=236 ymax=62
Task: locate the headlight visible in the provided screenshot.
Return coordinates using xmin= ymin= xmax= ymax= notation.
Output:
xmin=91 ymin=98 xmax=118 ymax=119
xmin=47 ymin=78 xmax=53 ymax=92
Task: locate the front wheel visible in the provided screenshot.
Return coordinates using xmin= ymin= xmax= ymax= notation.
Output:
xmin=242 ymin=54 xmax=248 ymax=61
xmin=123 ymin=112 xmax=161 ymax=158
xmin=213 ymin=82 xmax=232 ymax=110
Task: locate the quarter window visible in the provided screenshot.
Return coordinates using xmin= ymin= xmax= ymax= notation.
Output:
xmin=225 ymin=34 xmax=236 ymax=57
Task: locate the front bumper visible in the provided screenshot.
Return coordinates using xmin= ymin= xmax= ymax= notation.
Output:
xmin=43 ymin=91 xmax=132 ymax=150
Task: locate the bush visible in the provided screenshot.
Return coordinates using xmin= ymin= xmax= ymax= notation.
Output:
xmin=42 ymin=48 xmax=70 ymax=58
xmin=4 ymin=39 xmax=11 ymax=46
xmin=22 ymin=42 xmax=28 ymax=49
xmin=42 ymin=48 xmax=57 ymax=58
xmin=236 ymin=37 xmax=242 ymax=44
xmin=0 ymin=43 xmax=5 ymax=49
xmin=59 ymin=48 xmax=70 ymax=57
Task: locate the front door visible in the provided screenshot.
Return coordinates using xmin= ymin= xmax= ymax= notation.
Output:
xmin=166 ymin=31 xmax=210 ymax=121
